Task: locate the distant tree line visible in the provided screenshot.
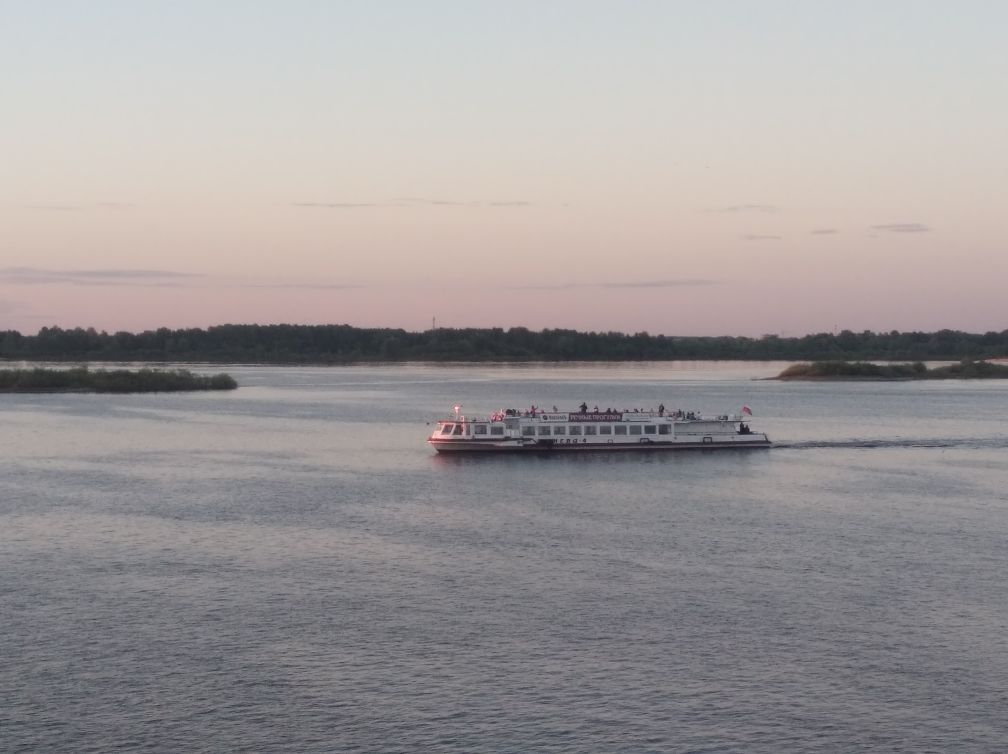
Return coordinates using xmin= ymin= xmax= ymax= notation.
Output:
xmin=0 ymin=325 xmax=1006 ymax=363
xmin=0 ymin=366 xmax=237 ymax=392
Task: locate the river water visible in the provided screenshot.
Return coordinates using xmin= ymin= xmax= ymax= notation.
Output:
xmin=2 ymin=362 xmax=1007 ymax=752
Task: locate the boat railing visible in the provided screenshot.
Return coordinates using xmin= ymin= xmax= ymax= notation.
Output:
xmin=437 ymin=410 xmax=748 ymax=423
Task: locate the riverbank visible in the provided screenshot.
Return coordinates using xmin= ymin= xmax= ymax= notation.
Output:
xmin=775 ymin=359 xmax=1008 ymax=380
xmin=3 ymin=324 xmax=1007 ymax=363
xmin=0 ymin=367 xmax=238 ymax=393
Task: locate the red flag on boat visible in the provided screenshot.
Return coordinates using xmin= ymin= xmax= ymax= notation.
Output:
xmin=742 ymin=405 xmax=753 ymax=415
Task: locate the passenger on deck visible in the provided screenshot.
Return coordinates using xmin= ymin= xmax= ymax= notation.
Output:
xmin=580 ymin=402 xmax=588 ymax=413
xmin=658 ymin=403 xmax=665 ymax=416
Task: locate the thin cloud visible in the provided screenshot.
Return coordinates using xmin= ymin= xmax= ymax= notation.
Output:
xmin=400 ymin=197 xmax=532 ymax=208
xmin=0 ymin=267 xmax=199 ymax=287
xmin=24 ymin=202 xmax=134 ymax=211
xmin=0 ymin=267 xmax=365 ymax=291
xmin=237 ymin=282 xmax=364 ymax=290
xmin=416 ymin=199 xmax=469 ymax=207
xmin=742 ymin=234 xmax=782 ymax=241
xmin=872 ymin=223 xmax=929 ymax=233
xmin=506 ymin=283 xmax=586 ymax=291
xmin=292 ymin=202 xmax=382 ymax=209
xmin=509 ymin=279 xmax=720 ymax=291
xmin=811 ymin=228 xmax=837 ymax=235
xmin=709 ymin=204 xmax=778 ymax=213
xmin=601 ymin=279 xmax=719 ymax=289
xmin=294 ymin=198 xmax=532 ymax=209
xmin=216 ymin=273 xmax=366 ymax=290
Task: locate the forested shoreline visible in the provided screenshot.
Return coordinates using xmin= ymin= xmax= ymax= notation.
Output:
xmin=1 ymin=324 xmax=1006 ymax=364
xmin=0 ymin=367 xmax=237 ymax=393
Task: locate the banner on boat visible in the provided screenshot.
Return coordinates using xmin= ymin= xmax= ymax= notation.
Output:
xmin=566 ymin=412 xmax=623 ymax=422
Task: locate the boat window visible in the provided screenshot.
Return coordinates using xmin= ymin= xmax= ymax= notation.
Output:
xmin=474 ymin=424 xmax=487 ymax=435
xmin=490 ymin=425 xmax=504 ymax=435
xmin=569 ymin=425 xmax=582 ymax=435
xmin=599 ymin=425 xmax=612 ymax=435
xmin=629 ymin=425 xmax=642 ymax=435
xmin=505 ymin=418 xmax=519 ymax=430
xmin=614 ymin=425 xmax=627 ymax=435
xmin=522 ymin=426 xmax=535 ymax=436
xmin=537 ymin=425 xmax=551 ymax=436
xmin=644 ymin=425 xmax=656 ymax=434
xmin=553 ymin=425 xmax=566 ymax=435
xmin=583 ymin=425 xmax=596 ymax=435
xmin=452 ymin=424 xmax=464 ymax=435
xmin=440 ymin=423 xmax=455 ymax=435
xmin=658 ymin=424 xmax=671 ymax=435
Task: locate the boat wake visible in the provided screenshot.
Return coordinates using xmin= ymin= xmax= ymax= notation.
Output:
xmin=776 ymin=437 xmax=1008 ymax=450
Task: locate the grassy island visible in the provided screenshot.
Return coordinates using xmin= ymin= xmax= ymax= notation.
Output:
xmin=0 ymin=367 xmax=237 ymax=393
xmin=776 ymin=359 xmax=1008 ymax=380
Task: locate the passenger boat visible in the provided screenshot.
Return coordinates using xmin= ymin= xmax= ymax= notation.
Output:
xmin=428 ymin=404 xmax=771 ymax=453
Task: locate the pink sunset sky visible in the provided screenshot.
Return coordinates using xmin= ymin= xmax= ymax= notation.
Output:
xmin=2 ymin=2 xmax=1006 ymax=337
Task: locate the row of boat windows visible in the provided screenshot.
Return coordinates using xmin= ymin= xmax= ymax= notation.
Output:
xmin=439 ymin=423 xmax=673 ymax=436
xmin=439 ymin=423 xmax=506 ymax=436
xmin=522 ymin=424 xmax=670 ymax=436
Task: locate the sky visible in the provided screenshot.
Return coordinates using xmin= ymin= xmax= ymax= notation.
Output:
xmin=2 ymin=1 xmax=1006 ymax=337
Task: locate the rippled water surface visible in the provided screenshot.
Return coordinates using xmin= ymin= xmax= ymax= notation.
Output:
xmin=3 ymin=362 xmax=1007 ymax=752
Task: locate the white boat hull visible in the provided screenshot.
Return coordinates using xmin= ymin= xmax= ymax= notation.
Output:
xmin=429 ymin=435 xmax=771 ymax=453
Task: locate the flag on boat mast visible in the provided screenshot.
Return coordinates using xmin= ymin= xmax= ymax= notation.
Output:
xmin=742 ymin=405 xmax=753 ymax=415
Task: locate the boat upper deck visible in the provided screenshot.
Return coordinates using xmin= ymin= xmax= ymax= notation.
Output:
xmin=437 ymin=407 xmax=747 ymax=424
